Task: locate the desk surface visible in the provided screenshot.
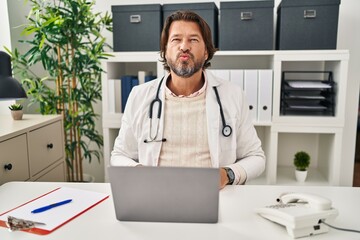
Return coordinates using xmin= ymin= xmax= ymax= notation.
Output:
xmin=0 ymin=182 xmax=359 ymax=240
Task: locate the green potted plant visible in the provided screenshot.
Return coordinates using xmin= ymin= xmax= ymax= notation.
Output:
xmin=294 ymin=151 xmax=311 ymax=182
xmin=7 ymin=0 xmax=112 ymax=182
xmin=8 ymin=103 xmax=24 ymax=120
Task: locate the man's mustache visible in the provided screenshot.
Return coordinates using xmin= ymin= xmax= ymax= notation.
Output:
xmin=177 ymin=51 xmax=194 ymax=60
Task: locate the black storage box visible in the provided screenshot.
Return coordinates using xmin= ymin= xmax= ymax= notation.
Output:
xmin=162 ymin=2 xmax=219 ymax=47
xmin=112 ymin=4 xmax=162 ymax=51
xmin=276 ymin=0 xmax=341 ymax=50
xmin=219 ymin=1 xmax=274 ymax=50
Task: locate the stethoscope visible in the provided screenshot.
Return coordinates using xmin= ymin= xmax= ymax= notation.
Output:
xmin=144 ymin=77 xmax=232 ymax=143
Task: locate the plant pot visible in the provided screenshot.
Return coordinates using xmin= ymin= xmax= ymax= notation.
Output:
xmin=295 ymin=170 xmax=308 ymax=182
xmin=82 ymin=173 xmax=95 ymax=183
xmin=11 ymin=110 xmax=23 ymax=120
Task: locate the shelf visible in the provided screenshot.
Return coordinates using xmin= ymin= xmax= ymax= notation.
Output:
xmin=276 ymin=166 xmax=329 ymax=186
xmin=101 ymin=50 xmax=351 ymax=186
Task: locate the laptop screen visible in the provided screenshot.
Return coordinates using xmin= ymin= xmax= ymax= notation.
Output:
xmin=109 ymin=166 xmax=219 ymax=223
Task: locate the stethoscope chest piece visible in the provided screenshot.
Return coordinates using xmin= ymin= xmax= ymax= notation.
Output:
xmin=222 ymin=125 xmax=232 ymax=137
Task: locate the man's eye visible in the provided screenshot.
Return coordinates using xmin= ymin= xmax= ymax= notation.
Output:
xmin=190 ymin=38 xmax=199 ymax=42
xmin=171 ymin=38 xmax=180 ymax=42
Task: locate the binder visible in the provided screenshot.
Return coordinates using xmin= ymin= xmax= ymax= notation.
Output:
xmin=244 ymin=70 xmax=258 ymax=122
xmin=114 ymin=80 xmax=122 ymax=113
xmin=138 ymin=71 xmax=156 ymax=85
xmin=230 ymin=70 xmax=244 ymax=89
xmin=210 ymin=69 xmax=230 ymax=81
xmin=107 ymin=79 xmax=116 ymax=113
xmin=145 ymin=75 xmax=156 ymax=83
xmin=258 ymin=70 xmax=273 ymax=123
xmin=121 ymin=76 xmax=138 ymax=112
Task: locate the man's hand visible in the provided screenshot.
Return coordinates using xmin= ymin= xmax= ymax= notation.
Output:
xmin=219 ymin=168 xmax=229 ymax=189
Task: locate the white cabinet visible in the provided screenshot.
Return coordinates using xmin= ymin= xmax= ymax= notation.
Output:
xmin=0 ymin=114 xmax=66 ymax=184
xmin=101 ymin=50 xmax=352 ymax=186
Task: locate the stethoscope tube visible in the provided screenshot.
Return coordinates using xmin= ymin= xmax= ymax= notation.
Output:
xmin=144 ymin=77 xmax=166 ymax=143
xmin=144 ymin=77 xmax=232 ymax=143
xmin=212 ymin=86 xmax=232 ymax=137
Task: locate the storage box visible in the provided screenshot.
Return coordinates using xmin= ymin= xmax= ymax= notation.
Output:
xmin=162 ymin=3 xmax=219 ymax=47
xmin=112 ymin=4 xmax=162 ymax=51
xmin=219 ymin=1 xmax=274 ymax=50
xmin=276 ymin=0 xmax=341 ymax=50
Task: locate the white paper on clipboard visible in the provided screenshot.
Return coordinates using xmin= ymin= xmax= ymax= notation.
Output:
xmin=0 ymin=187 xmax=109 ymax=233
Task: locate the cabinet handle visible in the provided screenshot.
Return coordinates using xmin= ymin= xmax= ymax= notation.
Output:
xmin=47 ymin=143 xmax=54 ymax=149
xmin=263 ymin=106 xmax=268 ymax=111
xmin=4 ymin=163 xmax=13 ymax=171
xmin=249 ymin=105 xmax=253 ymax=110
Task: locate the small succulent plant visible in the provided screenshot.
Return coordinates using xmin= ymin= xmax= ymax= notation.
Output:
xmin=8 ymin=103 xmax=23 ymax=111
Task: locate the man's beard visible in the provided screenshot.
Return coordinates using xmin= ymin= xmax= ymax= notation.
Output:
xmin=167 ymin=53 xmax=205 ymax=78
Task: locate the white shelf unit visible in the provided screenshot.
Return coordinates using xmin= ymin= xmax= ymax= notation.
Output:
xmin=101 ymin=50 xmax=351 ymax=186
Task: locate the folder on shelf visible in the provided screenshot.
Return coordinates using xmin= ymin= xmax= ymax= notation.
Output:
xmin=244 ymin=70 xmax=258 ymax=122
xmin=114 ymin=80 xmax=122 ymax=113
xmin=258 ymin=70 xmax=273 ymax=123
xmin=138 ymin=71 xmax=156 ymax=85
xmin=0 ymin=187 xmax=109 ymax=235
xmin=230 ymin=70 xmax=244 ymax=89
xmin=108 ymin=79 xmax=116 ymax=113
xmin=121 ymin=75 xmax=139 ymax=112
xmin=145 ymin=75 xmax=157 ymax=83
xmin=209 ymin=69 xmax=230 ymax=81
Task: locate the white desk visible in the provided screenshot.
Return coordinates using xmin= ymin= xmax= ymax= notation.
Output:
xmin=0 ymin=182 xmax=359 ymax=240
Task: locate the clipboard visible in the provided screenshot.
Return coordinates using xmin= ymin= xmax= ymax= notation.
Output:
xmin=0 ymin=187 xmax=109 ymax=235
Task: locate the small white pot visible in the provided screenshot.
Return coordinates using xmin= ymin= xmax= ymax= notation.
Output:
xmin=83 ymin=173 xmax=95 ymax=183
xmin=295 ymin=170 xmax=308 ymax=182
xmin=11 ymin=110 xmax=23 ymax=120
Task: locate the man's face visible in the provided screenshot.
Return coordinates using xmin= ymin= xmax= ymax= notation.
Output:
xmin=165 ymin=20 xmax=208 ymax=78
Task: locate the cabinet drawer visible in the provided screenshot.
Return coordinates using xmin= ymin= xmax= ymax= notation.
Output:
xmin=0 ymin=134 xmax=29 ymax=184
xmin=34 ymin=162 xmax=66 ymax=182
xmin=28 ymin=121 xmax=64 ymax=176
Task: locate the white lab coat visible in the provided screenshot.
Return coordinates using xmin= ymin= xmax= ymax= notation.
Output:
xmin=111 ymin=70 xmax=265 ymax=184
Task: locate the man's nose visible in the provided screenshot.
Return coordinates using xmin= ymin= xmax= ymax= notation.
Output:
xmin=180 ymin=40 xmax=190 ymax=52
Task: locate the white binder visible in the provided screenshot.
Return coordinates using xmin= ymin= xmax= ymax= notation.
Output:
xmin=210 ymin=69 xmax=230 ymax=81
xmin=230 ymin=70 xmax=244 ymax=89
xmin=258 ymin=70 xmax=273 ymax=123
xmin=244 ymin=70 xmax=258 ymax=122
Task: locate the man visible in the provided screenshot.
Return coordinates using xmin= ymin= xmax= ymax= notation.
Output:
xmin=111 ymin=10 xmax=265 ymax=189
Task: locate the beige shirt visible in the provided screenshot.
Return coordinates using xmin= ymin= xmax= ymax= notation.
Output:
xmin=158 ymin=90 xmax=212 ymax=167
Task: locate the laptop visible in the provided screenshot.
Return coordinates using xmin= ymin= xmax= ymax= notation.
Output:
xmin=108 ymin=166 xmax=219 ymax=223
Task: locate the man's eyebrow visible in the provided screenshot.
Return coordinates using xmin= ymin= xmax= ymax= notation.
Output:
xmin=169 ymin=33 xmax=201 ymax=38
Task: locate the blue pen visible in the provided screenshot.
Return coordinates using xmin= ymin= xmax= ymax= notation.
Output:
xmin=31 ymin=199 xmax=72 ymax=214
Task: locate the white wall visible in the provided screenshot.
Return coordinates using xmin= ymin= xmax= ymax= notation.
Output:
xmin=0 ymin=0 xmax=11 ymax=51
xmin=0 ymin=0 xmax=14 ymax=113
xmin=7 ymin=0 xmax=360 ymax=184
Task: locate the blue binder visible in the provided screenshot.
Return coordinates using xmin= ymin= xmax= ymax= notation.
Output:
xmin=121 ymin=76 xmax=139 ymax=112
